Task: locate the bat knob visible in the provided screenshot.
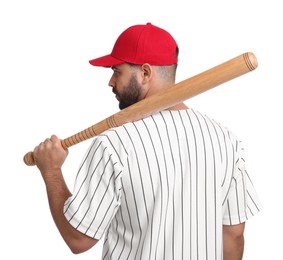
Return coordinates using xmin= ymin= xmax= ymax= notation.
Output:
xmin=23 ymin=152 xmax=35 ymax=166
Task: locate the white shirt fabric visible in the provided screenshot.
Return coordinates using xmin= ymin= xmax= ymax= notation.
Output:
xmin=64 ymin=108 xmax=262 ymax=260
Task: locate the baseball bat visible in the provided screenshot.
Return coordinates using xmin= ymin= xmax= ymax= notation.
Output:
xmin=24 ymin=52 xmax=258 ymax=166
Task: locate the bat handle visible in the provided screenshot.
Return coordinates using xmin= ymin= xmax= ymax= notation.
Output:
xmin=23 ymin=139 xmax=69 ymax=166
xmin=23 ymin=115 xmax=114 ymax=166
xmin=23 ymin=142 xmax=68 ymax=166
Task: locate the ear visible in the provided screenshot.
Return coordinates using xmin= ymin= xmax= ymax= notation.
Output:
xmin=140 ymin=63 xmax=153 ymax=84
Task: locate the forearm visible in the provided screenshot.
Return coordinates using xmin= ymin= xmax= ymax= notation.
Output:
xmin=43 ymin=169 xmax=97 ymax=254
xmin=44 ymin=169 xmax=73 ymax=244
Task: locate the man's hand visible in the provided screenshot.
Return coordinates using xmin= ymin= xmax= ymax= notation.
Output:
xmin=33 ymin=134 xmax=68 ymax=179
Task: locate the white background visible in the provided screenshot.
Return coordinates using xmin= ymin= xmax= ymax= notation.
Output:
xmin=0 ymin=0 xmax=281 ymax=259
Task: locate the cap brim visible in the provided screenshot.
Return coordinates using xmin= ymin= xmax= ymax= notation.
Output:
xmin=89 ymin=54 xmax=124 ymax=68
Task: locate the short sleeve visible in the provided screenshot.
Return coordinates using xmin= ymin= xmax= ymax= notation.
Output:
xmin=222 ymin=141 xmax=262 ymax=225
xmin=63 ymin=137 xmax=123 ymax=239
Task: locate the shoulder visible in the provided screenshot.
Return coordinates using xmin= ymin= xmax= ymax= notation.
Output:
xmin=186 ymin=108 xmax=244 ymax=148
xmin=92 ymin=124 xmax=136 ymax=156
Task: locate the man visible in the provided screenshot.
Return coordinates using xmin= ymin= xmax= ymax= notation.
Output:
xmin=33 ymin=22 xmax=261 ymax=259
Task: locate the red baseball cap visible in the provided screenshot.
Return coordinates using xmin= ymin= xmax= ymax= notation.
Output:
xmin=89 ymin=23 xmax=178 ymax=67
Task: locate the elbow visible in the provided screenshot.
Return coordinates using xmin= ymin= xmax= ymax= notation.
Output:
xmin=70 ymin=248 xmax=85 ymax=255
xmin=70 ymin=249 xmax=81 ymax=255
xmin=66 ymin=237 xmax=98 ymax=254
xmin=68 ymin=242 xmax=87 ymax=254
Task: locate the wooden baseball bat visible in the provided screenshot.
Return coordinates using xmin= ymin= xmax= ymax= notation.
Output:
xmin=23 ymin=52 xmax=258 ymax=166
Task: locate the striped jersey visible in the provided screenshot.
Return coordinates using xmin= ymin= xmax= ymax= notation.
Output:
xmin=64 ymin=108 xmax=261 ymax=260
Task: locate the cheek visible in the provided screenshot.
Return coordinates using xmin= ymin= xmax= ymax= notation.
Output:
xmin=114 ymin=78 xmax=130 ymax=94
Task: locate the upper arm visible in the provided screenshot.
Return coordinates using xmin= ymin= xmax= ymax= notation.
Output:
xmin=223 ymin=223 xmax=245 ymax=260
xmin=223 ymin=222 xmax=245 ymax=239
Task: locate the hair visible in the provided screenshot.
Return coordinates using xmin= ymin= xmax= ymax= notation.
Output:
xmin=154 ymin=64 xmax=178 ymax=83
xmin=128 ymin=63 xmax=178 ymax=83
